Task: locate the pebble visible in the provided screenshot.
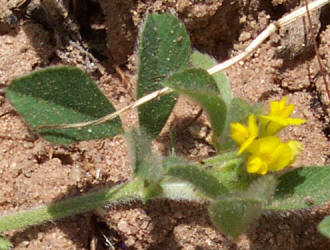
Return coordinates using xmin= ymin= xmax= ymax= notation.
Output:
xmin=239 ymin=31 xmax=251 ymax=42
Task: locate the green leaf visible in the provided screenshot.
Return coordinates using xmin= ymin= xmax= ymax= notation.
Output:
xmin=318 ymin=216 xmax=330 ymax=239
xmin=208 ymin=175 xmax=276 ymax=239
xmin=268 ymin=166 xmax=330 ymax=210
xmin=190 ymin=50 xmax=232 ymax=105
xmin=125 ymin=129 xmax=163 ymax=182
xmin=137 ymin=13 xmax=190 ymax=138
xmin=209 ymin=197 xmax=262 ymax=240
xmin=164 ymin=68 xmax=227 ymax=143
xmin=6 ymin=66 xmax=122 ymax=144
xmin=0 ymin=236 xmax=12 ymax=250
xmin=165 ymin=68 xmax=219 ymax=93
xmin=165 ymin=165 xmax=228 ymax=198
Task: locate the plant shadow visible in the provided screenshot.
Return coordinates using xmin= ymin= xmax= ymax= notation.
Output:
xmin=156 ymin=114 xmax=216 ymax=162
xmin=273 ymin=169 xmax=306 ymax=199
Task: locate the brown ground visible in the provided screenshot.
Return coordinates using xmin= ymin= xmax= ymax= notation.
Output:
xmin=0 ymin=0 xmax=330 ymax=249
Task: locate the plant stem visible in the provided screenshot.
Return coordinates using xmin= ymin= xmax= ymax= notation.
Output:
xmin=0 ymin=179 xmax=144 ymax=233
xmin=0 ymin=177 xmax=208 ymax=233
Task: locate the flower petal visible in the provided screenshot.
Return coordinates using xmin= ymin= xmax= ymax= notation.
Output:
xmin=230 ymin=114 xmax=258 ymax=154
xmin=230 ymin=122 xmax=249 ymax=144
xmin=259 ymin=114 xmax=305 ymax=136
xmin=248 ymin=114 xmax=258 ymax=137
xmin=282 ymin=103 xmax=295 ymax=118
xmin=238 ymin=137 xmax=254 ymax=155
xmin=286 ymin=118 xmax=306 ymax=125
xmin=259 ymin=115 xmax=288 ymax=126
xmin=268 ymin=143 xmax=292 ymax=171
xmin=247 ymin=136 xmax=280 ymax=155
xmin=287 ymin=140 xmax=303 ymax=164
xmin=247 ymin=155 xmax=268 ymax=175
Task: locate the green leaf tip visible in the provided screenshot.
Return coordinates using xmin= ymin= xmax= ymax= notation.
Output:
xmin=137 ymin=13 xmax=191 ymax=138
xmin=208 ymin=175 xmax=276 ymax=239
xmin=6 ymin=66 xmax=122 ymax=144
xmin=190 ymin=50 xmax=232 ymax=105
xmin=318 ymin=216 xmax=330 ymax=239
xmin=209 ymin=196 xmax=262 ymax=240
xmin=0 ymin=236 xmax=12 ymax=250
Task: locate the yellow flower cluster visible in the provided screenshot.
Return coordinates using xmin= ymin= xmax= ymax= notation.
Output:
xmin=230 ymin=97 xmax=306 ymax=175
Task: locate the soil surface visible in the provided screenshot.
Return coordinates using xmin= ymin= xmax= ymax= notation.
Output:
xmin=0 ymin=0 xmax=330 ymax=249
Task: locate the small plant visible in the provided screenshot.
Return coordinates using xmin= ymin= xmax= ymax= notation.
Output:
xmin=0 ymin=12 xmax=330 ymax=248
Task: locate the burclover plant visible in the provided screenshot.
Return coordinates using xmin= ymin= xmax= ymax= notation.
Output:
xmin=1 ymin=13 xmax=330 ymax=248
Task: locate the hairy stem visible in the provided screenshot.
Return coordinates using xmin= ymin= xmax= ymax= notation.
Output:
xmin=0 ymin=177 xmax=208 ymax=233
xmin=0 ymin=179 xmax=144 ymax=233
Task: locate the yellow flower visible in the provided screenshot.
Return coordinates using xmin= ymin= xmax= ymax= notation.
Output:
xmin=230 ymin=114 xmax=258 ymax=155
xmin=246 ymin=136 xmax=302 ymax=175
xmin=259 ymin=97 xmax=306 ymax=136
xmin=229 ymin=97 xmax=305 ymax=175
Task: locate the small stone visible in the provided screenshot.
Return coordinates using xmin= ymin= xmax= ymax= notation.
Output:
xmin=21 ymin=241 xmax=30 ymax=247
xmin=141 ymin=220 xmax=149 ymax=229
xmin=174 ymin=210 xmax=183 ymax=219
xmin=125 ymin=238 xmax=136 ymax=247
xmin=69 ymin=166 xmax=81 ymax=182
xmin=118 ymin=219 xmax=139 ymax=235
xmin=239 ymin=31 xmax=251 ymax=42
xmin=118 ymin=220 xmax=130 ymax=233
xmin=89 ymin=167 xmax=96 ymax=178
